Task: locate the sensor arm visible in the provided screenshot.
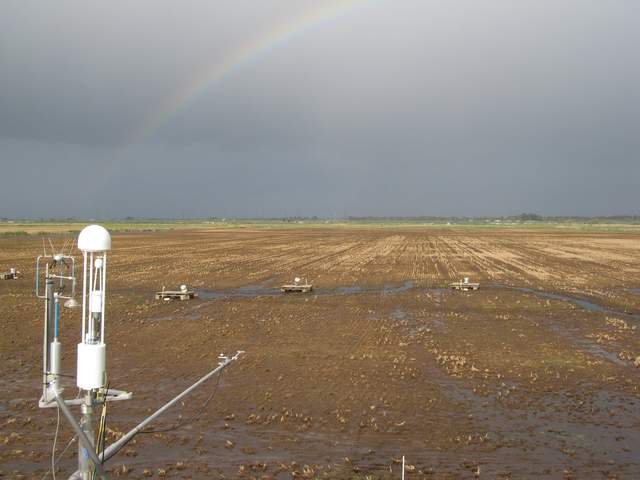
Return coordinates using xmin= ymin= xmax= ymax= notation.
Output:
xmin=101 ymin=351 xmax=244 ymax=462
xmin=67 ymin=351 xmax=244 ymax=480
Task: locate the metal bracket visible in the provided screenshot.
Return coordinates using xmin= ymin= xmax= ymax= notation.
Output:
xmin=39 ymin=387 xmax=132 ymax=409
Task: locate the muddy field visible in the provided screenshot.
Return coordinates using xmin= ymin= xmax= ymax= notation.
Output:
xmin=1 ymin=227 xmax=640 ymax=479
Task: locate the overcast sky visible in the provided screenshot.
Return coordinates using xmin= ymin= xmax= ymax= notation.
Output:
xmin=1 ymin=0 xmax=639 ymax=218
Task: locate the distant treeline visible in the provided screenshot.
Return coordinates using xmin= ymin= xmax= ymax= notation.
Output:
xmin=346 ymin=214 xmax=640 ymax=223
xmin=2 ymin=214 xmax=640 ymax=224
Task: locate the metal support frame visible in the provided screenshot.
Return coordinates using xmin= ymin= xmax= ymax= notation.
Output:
xmin=68 ymin=351 xmax=244 ymax=480
xmin=39 ymin=388 xmax=131 ymax=409
xmin=42 ymin=267 xmax=53 ymax=403
xmin=100 ymin=351 xmax=243 ymax=462
xmin=37 ymin=229 xmax=245 ymax=480
xmin=37 ymin=254 xmax=78 ymax=406
xmin=53 ymin=391 xmax=107 ymax=480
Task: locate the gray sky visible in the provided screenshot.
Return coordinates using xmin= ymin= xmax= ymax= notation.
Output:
xmin=1 ymin=0 xmax=639 ymax=218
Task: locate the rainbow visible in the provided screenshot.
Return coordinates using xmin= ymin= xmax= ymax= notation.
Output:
xmin=129 ymin=0 xmax=375 ymax=144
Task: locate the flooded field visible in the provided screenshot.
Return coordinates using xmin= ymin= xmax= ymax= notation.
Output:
xmin=1 ymin=227 xmax=640 ymax=478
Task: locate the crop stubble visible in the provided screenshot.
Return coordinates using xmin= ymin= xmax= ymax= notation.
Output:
xmin=1 ymin=227 xmax=639 ymax=478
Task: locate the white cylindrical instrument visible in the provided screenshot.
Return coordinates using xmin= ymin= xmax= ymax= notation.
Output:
xmin=77 ymin=343 xmax=106 ymax=390
xmin=90 ymin=291 xmax=103 ymax=313
xmin=50 ymin=340 xmax=61 ymax=376
xmin=77 ymin=224 xmax=111 ymax=392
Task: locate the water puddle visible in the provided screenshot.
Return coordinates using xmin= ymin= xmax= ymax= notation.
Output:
xmin=197 ymin=286 xmax=280 ymax=300
xmin=388 ymin=307 xmax=447 ymax=338
xmin=382 ymin=280 xmax=414 ymax=294
xmin=544 ymin=323 xmax=627 ymax=366
xmin=503 ymin=286 xmax=640 ymax=320
xmin=315 ymin=282 xmax=419 ymax=296
xmin=575 ymin=339 xmax=627 ymax=366
xmin=333 ymin=285 xmax=363 ymax=295
xmin=430 ymin=316 xmax=448 ymax=332
xmin=195 ymin=281 xmax=427 ymax=300
xmin=423 ymin=363 xmax=640 ymax=474
xmin=489 ymin=285 xmax=636 ymax=365
xmin=419 ymin=287 xmax=448 ymax=295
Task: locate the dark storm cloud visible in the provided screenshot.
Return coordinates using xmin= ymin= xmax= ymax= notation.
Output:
xmin=1 ymin=0 xmax=639 ymax=217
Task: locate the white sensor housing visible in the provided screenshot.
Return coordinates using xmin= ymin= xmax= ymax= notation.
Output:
xmin=77 ymin=224 xmax=111 ymax=391
xmin=77 ymin=343 xmax=106 ymax=389
xmin=78 ymin=225 xmax=111 ymax=252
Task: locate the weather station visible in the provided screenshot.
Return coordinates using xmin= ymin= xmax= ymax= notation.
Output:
xmin=36 ymin=225 xmax=244 ymax=479
xmin=35 ymin=237 xmax=80 ymax=407
xmin=37 ymin=226 xmax=131 ymax=479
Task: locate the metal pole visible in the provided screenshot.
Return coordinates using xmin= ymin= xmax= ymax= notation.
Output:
xmin=42 ymin=263 xmax=48 ymax=400
xmin=78 ymin=394 xmax=94 ymax=480
xmin=47 ymin=273 xmax=54 ymax=351
xmin=101 ymin=254 xmax=106 ymax=342
xmin=100 ymin=351 xmax=243 ymax=462
xmin=53 ymin=392 xmax=107 ymax=480
xmin=81 ymin=252 xmax=87 ymax=343
xmin=42 ymin=265 xmax=53 ymax=401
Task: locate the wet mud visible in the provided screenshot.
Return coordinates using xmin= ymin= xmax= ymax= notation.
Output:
xmin=1 ymin=227 xmax=639 ymax=478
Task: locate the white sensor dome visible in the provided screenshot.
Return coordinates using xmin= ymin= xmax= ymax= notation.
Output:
xmin=78 ymin=225 xmax=111 ymax=252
